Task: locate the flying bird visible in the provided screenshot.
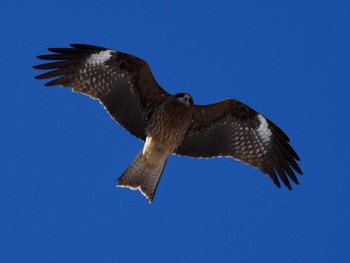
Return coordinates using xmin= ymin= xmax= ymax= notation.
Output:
xmin=33 ymin=44 xmax=303 ymax=203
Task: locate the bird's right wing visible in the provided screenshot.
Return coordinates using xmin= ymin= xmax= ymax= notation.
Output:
xmin=34 ymin=44 xmax=171 ymax=141
xmin=175 ymin=99 xmax=302 ymax=190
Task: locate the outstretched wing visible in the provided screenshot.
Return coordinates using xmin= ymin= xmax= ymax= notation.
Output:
xmin=34 ymin=44 xmax=171 ymax=140
xmin=175 ymin=99 xmax=303 ymax=190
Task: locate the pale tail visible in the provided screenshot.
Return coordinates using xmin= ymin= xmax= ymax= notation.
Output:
xmin=117 ymin=150 xmax=168 ymax=203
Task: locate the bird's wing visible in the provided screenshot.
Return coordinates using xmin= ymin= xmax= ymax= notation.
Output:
xmin=175 ymin=99 xmax=303 ymax=189
xmin=34 ymin=44 xmax=171 ymax=141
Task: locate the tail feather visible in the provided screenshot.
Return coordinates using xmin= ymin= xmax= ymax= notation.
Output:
xmin=117 ymin=150 xmax=168 ymax=203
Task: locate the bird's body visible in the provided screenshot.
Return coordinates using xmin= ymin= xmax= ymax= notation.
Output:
xmin=34 ymin=44 xmax=303 ymax=203
xmin=144 ymin=96 xmax=193 ymax=169
xmin=119 ymin=94 xmax=194 ymax=201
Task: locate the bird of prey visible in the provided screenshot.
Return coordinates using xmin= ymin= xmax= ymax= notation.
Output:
xmin=33 ymin=44 xmax=303 ymax=203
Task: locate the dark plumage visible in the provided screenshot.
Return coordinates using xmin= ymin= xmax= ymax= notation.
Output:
xmin=34 ymin=44 xmax=303 ymax=203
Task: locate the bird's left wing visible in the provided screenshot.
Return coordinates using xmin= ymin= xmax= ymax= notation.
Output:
xmin=34 ymin=44 xmax=171 ymax=141
xmin=175 ymin=99 xmax=303 ymax=190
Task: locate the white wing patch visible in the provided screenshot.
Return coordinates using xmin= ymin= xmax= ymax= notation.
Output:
xmin=257 ymin=114 xmax=272 ymax=143
xmin=86 ymin=50 xmax=113 ymax=65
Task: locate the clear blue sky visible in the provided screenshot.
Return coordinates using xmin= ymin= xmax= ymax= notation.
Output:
xmin=1 ymin=0 xmax=349 ymax=262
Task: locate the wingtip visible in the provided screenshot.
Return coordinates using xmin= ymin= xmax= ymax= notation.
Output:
xmin=69 ymin=43 xmax=107 ymax=51
xmin=33 ymin=63 xmax=44 ymax=70
xmin=36 ymin=55 xmax=47 ymax=60
xmin=294 ymin=153 xmax=301 ymax=162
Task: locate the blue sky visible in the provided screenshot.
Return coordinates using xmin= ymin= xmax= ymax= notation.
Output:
xmin=1 ymin=0 xmax=349 ymax=262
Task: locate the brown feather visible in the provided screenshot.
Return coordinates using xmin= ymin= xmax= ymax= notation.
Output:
xmin=175 ymin=99 xmax=302 ymax=190
xmin=33 ymin=44 xmax=170 ymax=141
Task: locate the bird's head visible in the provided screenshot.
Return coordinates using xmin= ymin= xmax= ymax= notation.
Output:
xmin=175 ymin=92 xmax=194 ymax=106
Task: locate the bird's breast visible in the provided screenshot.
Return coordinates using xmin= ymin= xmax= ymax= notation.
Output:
xmin=146 ymin=100 xmax=193 ymax=148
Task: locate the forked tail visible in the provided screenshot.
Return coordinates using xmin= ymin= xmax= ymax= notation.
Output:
xmin=117 ymin=150 xmax=168 ymax=203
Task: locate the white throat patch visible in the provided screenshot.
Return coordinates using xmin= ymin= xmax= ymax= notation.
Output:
xmin=257 ymin=114 xmax=272 ymax=143
xmin=86 ymin=50 xmax=113 ymax=65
